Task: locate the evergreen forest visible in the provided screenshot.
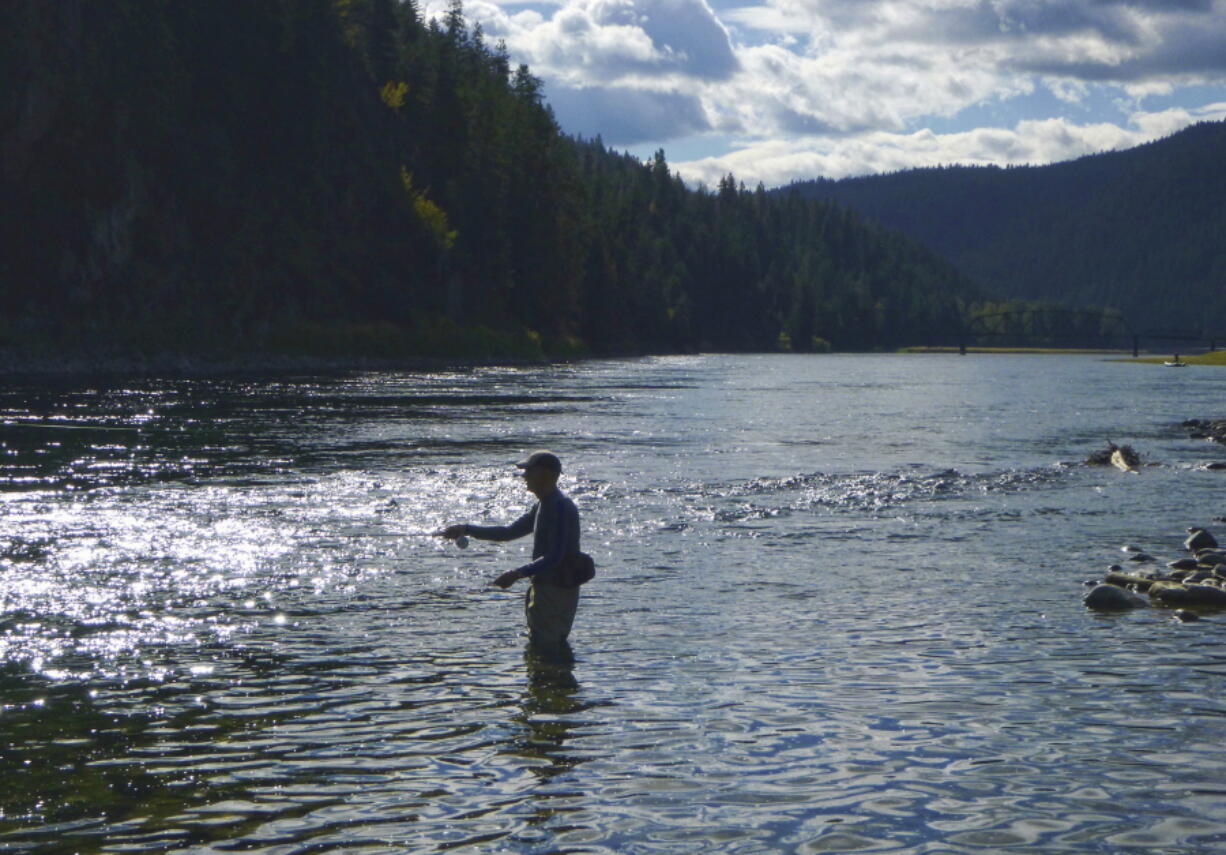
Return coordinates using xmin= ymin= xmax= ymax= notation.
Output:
xmin=787 ymin=121 xmax=1226 ymax=337
xmin=1 ymin=0 xmax=989 ymax=363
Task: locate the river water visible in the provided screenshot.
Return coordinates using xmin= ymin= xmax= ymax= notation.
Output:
xmin=1 ymin=354 xmax=1225 ymax=854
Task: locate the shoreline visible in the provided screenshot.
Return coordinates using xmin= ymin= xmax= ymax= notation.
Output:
xmin=4 ymin=345 xmax=1224 ymax=381
xmin=0 ymin=349 xmax=558 ymax=381
xmin=900 ymin=346 xmax=1134 ymax=355
xmin=906 ymin=346 xmax=1226 ymax=363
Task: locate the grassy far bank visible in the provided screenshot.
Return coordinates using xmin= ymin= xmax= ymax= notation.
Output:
xmin=900 ymin=346 xmax=1136 ymax=355
xmin=1124 ymin=351 xmax=1226 ymax=365
xmin=903 ymin=347 xmax=1226 ymax=363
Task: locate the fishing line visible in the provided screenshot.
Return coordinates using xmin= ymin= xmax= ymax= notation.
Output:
xmin=1 ymin=420 xmax=144 ymax=432
xmin=0 ymin=424 xmax=473 ymax=549
xmin=395 ymin=532 xmax=470 ymax=549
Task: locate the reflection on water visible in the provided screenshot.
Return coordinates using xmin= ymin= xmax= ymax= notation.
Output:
xmin=2 ymin=356 xmax=1226 ymax=852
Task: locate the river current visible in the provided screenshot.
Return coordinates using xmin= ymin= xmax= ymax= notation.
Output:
xmin=1 ymin=354 xmax=1225 ymax=853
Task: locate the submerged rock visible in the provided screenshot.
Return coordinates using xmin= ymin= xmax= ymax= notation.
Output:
xmin=1104 ymin=570 xmax=1159 ymax=591
xmin=1084 ymin=584 xmax=1149 ymax=611
xmin=1148 ymin=581 xmax=1226 ymax=609
xmin=1186 ymin=584 xmax=1226 ymax=606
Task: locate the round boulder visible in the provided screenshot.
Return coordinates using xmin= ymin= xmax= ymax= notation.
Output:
xmin=1185 ymin=584 xmax=1226 ymax=608
xmin=1185 ymin=528 xmax=1219 ymax=552
xmin=1084 ymin=584 xmax=1149 ymax=611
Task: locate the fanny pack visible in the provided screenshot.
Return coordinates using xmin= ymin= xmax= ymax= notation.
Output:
xmin=537 ymin=551 xmax=596 ymax=588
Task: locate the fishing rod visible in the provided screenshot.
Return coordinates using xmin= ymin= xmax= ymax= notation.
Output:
xmin=313 ymin=530 xmax=470 ymax=548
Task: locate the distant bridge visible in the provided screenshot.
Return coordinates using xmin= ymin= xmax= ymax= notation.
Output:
xmin=948 ymin=309 xmax=1225 ymax=357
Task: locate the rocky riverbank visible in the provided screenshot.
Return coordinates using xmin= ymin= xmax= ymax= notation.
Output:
xmin=1084 ymin=527 xmax=1226 ymax=619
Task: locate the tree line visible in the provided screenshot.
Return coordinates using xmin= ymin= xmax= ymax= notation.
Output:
xmin=4 ymin=0 xmax=1006 ymax=361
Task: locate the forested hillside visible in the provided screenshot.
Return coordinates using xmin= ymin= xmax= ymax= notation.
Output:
xmin=787 ymin=122 xmax=1226 ymax=334
xmin=1 ymin=0 xmax=982 ymax=362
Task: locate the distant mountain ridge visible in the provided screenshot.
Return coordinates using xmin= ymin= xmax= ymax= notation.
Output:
xmin=785 ymin=121 xmax=1226 ymax=335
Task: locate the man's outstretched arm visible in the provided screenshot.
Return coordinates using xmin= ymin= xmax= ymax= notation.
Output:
xmin=442 ymin=508 xmax=534 ymax=543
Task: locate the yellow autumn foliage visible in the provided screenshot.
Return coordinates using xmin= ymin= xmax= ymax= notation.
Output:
xmin=400 ymin=167 xmax=457 ymax=251
xmin=380 ymin=80 xmax=409 ymax=112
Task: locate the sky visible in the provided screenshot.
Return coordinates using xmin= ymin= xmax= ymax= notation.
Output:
xmin=423 ymin=0 xmax=1226 ymax=188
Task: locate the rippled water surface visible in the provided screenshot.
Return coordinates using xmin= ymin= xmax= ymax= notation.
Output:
xmin=2 ymin=354 xmax=1226 ymax=853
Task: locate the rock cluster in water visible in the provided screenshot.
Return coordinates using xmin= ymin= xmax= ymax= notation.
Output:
xmin=1181 ymin=419 xmax=1226 ymax=473
xmin=1084 ymin=527 xmax=1226 ymax=618
xmin=1183 ymin=419 xmax=1226 ymax=446
xmin=1180 ymin=418 xmax=1226 ymax=471
xmin=1085 ymin=441 xmax=1140 ymax=468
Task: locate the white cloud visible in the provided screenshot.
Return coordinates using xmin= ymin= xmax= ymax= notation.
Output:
xmin=721 ymin=3 xmax=814 ymax=38
xmin=440 ymin=0 xmax=738 ymax=83
xmin=670 ymin=107 xmax=1226 ymax=187
xmin=436 ymin=0 xmax=1226 ymax=178
xmin=1128 ymin=102 xmax=1226 ymax=136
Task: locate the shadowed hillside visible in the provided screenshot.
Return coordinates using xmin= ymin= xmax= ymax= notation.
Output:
xmin=786 ymin=121 xmax=1226 ymax=334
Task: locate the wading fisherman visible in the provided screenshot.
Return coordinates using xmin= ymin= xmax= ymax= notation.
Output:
xmin=442 ymin=451 xmax=585 ymax=652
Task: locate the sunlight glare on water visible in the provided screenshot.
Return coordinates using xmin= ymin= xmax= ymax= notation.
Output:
xmin=1 ymin=355 xmax=1226 ymax=853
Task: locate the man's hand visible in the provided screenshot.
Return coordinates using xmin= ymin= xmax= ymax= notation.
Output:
xmin=440 ymin=524 xmax=467 ymax=540
xmin=492 ymin=570 xmax=522 ymax=589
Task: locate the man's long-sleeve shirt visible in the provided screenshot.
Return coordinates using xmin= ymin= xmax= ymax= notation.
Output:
xmin=465 ymin=489 xmax=580 ymax=578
